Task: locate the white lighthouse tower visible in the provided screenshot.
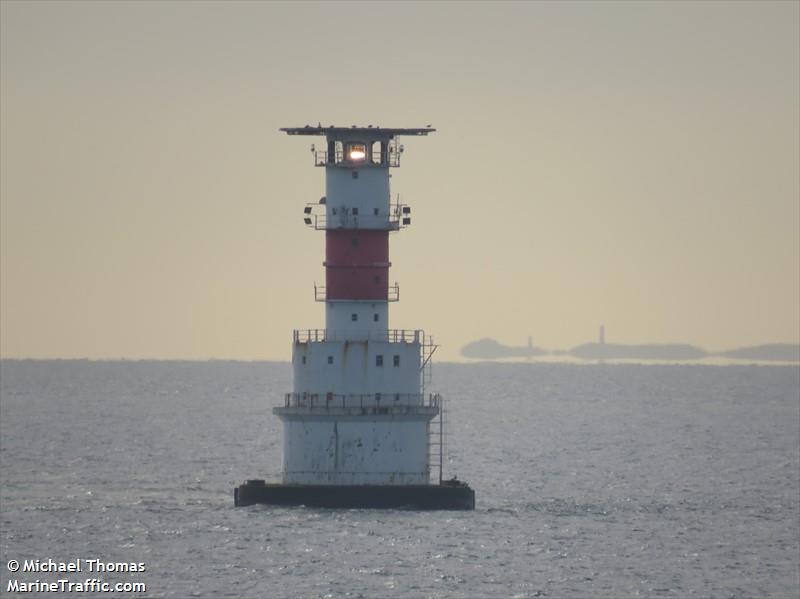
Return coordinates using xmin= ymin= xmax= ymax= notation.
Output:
xmin=235 ymin=125 xmax=474 ymax=509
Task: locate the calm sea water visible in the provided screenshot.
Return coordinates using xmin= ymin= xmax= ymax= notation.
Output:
xmin=1 ymin=360 xmax=798 ymax=598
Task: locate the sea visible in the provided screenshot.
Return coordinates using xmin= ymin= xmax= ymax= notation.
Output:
xmin=0 ymin=360 xmax=798 ymax=598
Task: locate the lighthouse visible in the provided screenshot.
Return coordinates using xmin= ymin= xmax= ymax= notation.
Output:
xmin=234 ymin=125 xmax=474 ymax=510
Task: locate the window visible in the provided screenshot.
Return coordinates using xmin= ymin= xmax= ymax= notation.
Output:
xmin=348 ymin=143 xmax=366 ymax=161
xmin=376 ymin=355 xmax=383 ymax=367
xmin=351 ymin=313 xmax=358 ymax=322
xmin=302 ymin=356 xmax=307 ymax=365
xmin=373 ymin=313 xmax=379 ymax=322
xmin=327 ymin=356 xmax=334 ymax=365
xmin=351 ymin=237 xmax=359 ymax=247
xmin=373 ymin=208 xmax=379 ymax=216
xmin=393 ymin=355 xmax=400 ymax=367
xmin=352 ymin=171 xmax=359 ymax=179
xmin=352 ymin=207 xmax=359 ymax=215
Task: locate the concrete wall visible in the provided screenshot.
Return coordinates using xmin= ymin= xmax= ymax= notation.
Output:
xmin=280 ymin=414 xmax=431 ymax=485
xmin=325 ymin=301 xmax=389 ymax=339
xmin=325 ymin=166 xmax=390 ymax=230
xmin=292 ymin=339 xmax=421 ymax=396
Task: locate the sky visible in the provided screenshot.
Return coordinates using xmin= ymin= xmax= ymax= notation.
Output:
xmin=1 ymin=0 xmax=798 ymax=361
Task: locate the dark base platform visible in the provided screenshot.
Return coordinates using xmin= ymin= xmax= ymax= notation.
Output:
xmin=234 ymin=479 xmax=475 ymax=510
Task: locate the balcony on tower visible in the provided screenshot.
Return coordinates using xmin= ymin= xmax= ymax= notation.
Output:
xmin=314 ymin=283 xmax=399 ymax=302
xmin=313 ymin=139 xmax=404 ymax=168
xmin=303 ymin=201 xmax=412 ymax=230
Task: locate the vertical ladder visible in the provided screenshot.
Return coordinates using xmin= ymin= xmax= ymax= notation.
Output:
xmin=420 ymin=334 xmax=437 ymax=396
xmin=421 ymin=334 xmax=442 ymax=483
xmin=428 ymin=393 xmax=445 ymax=484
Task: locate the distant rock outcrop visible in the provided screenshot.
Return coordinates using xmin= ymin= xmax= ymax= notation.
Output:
xmin=461 ymin=338 xmax=548 ymax=360
xmin=718 ymin=344 xmax=800 ymax=362
xmin=569 ymin=343 xmax=707 ymax=361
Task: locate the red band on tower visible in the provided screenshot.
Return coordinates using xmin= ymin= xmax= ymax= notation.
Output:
xmin=325 ymin=230 xmax=389 ymax=300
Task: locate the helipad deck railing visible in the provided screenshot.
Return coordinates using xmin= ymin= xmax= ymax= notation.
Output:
xmin=282 ymin=392 xmax=441 ymax=409
xmin=293 ymin=328 xmax=423 ymax=343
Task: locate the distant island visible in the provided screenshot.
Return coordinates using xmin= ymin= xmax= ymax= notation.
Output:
xmin=460 ymin=337 xmax=800 ymax=363
xmin=461 ymin=337 xmax=547 ymax=360
xmin=718 ymin=344 xmax=800 ymax=362
xmin=568 ymin=342 xmax=707 ymax=361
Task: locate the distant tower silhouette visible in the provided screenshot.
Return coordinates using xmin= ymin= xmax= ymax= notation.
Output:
xmin=599 ymin=325 xmax=605 ymax=345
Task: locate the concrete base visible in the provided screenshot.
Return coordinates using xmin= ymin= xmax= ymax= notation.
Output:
xmin=234 ymin=479 xmax=475 ymax=510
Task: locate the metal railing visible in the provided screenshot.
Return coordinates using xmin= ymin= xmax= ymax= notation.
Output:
xmin=314 ymin=283 xmax=399 ymax=302
xmin=282 ymin=392 xmax=441 ymax=410
xmin=282 ymin=471 xmax=429 ymax=484
xmin=313 ymin=149 xmax=401 ymax=168
xmin=303 ymin=202 xmax=410 ymax=231
xmin=293 ymin=328 xmax=423 ymax=343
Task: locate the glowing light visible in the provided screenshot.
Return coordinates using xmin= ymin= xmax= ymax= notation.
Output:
xmin=348 ymin=144 xmax=366 ymax=161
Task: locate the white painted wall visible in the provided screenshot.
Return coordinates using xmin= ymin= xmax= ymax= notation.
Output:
xmin=325 ymin=166 xmax=391 ymax=229
xmin=280 ymin=414 xmax=432 ymax=485
xmin=325 ymin=300 xmax=388 ymax=339
xmin=292 ymin=339 xmax=421 ymax=396
xmin=280 ymin=146 xmax=433 ymax=487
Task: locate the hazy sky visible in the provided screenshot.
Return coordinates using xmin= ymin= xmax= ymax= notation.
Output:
xmin=1 ymin=0 xmax=798 ymax=361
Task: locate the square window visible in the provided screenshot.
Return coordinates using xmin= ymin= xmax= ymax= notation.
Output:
xmin=393 ymin=355 xmax=400 ymax=367
xmin=352 ymin=207 xmax=359 ymax=215
xmin=376 ymin=355 xmax=383 ymax=367
xmin=351 ymin=313 xmax=358 ymax=322
xmin=373 ymin=313 xmax=379 ymax=322
xmin=327 ymin=356 xmax=333 ymax=365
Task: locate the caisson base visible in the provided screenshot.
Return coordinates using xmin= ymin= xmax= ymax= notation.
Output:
xmin=234 ymin=479 xmax=475 ymax=511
